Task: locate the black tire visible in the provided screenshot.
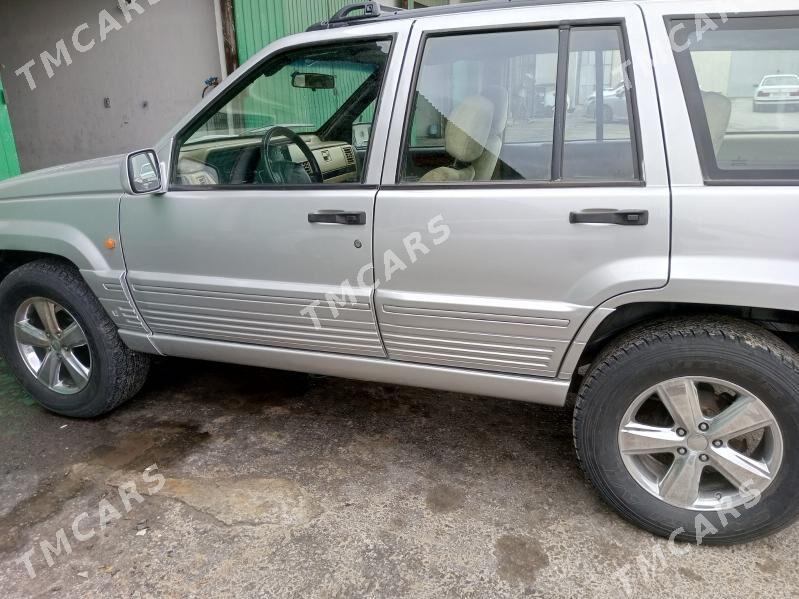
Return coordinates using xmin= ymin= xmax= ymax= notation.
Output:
xmin=0 ymin=258 xmax=150 ymax=418
xmin=574 ymin=316 xmax=799 ymax=544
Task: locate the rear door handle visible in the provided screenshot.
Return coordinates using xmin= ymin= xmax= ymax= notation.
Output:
xmin=308 ymin=210 xmax=367 ymax=225
xmin=569 ymin=209 xmax=649 ymax=226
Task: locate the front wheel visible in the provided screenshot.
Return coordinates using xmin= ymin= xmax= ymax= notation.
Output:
xmin=0 ymin=259 xmax=150 ymax=418
xmin=574 ymin=317 xmax=799 ymax=544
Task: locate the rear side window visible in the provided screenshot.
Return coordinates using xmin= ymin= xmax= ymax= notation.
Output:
xmin=564 ymin=27 xmax=637 ymax=180
xmin=398 ymin=25 xmax=640 ymax=185
xmin=670 ymin=15 xmax=799 ymax=182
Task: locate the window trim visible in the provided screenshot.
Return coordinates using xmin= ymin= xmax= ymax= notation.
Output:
xmin=169 ymin=34 xmax=397 ymax=192
xmin=395 ymin=19 xmax=644 ymax=187
xmin=551 ymin=26 xmax=570 ymax=181
xmin=667 ymin=13 xmax=799 ymax=185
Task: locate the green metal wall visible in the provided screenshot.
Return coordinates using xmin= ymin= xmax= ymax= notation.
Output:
xmin=0 ymin=75 xmax=20 ymax=181
xmin=232 ymin=0 xmax=370 ymax=130
xmin=234 ymin=0 xmax=353 ymax=63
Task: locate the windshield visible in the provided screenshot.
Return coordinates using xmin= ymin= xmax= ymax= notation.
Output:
xmin=185 ymin=41 xmax=391 ymax=145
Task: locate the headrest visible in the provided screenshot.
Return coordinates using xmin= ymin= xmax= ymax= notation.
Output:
xmin=482 ymin=85 xmax=510 ymax=135
xmin=700 ymin=91 xmax=732 ymax=154
xmin=445 ymin=95 xmax=494 ymax=163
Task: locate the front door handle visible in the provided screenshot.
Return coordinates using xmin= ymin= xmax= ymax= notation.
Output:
xmin=569 ymin=209 xmax=649 ymax=226
xmin=308 ymin=210 xmax=367 ymax=225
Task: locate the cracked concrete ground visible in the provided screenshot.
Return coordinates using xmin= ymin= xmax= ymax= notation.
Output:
xmin=0 ymin=356 xmax=796 ymax=598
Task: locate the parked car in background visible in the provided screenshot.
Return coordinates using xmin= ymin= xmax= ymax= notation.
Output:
xmin=753 ymin=73 xmax=799 ymax=111
xmin=586 ymin=83 xmax=629 ymax=122
xmin=1 ymin=0 xmax=798 ymax=546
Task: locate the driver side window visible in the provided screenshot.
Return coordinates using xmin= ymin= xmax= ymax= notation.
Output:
xmin=173 ymin=39 xmax=392 ymax=188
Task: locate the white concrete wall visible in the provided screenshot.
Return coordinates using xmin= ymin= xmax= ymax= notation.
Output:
xmin=0 ymin=0 xmax=222 ymax=172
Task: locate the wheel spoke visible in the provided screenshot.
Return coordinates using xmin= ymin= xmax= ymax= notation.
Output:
xmin=60 ymin=323 xmax=87 ymax=349
xmin=37 ymin=350 xmax=62 ymax=387
xmin=659 ymin=453 xmax=704 ymax=506
xmin=708 ymin=396 xmax=774 ymax=440
xmin=619 ymin=423 xmax=683 ymax=455
xmin=61 ymin=351 xmax=90 ymax=388
xmin=657 ymin=379 xmax=704 ymax=430
xmin=33 ymin=300 xmax=61 ymax=335
xmin=710 ymin=446 xmax=772 ymax=490
xmin=15 ymin=321 xmax=50 ymax=348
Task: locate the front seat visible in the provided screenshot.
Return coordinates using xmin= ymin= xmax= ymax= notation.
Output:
xmin=473 ymin=86 xmax=509 ymax=181
xmin=420 ymin=95 xmax=495 ymax=183
xmin=701 ymin=91 xmax=731 ymax=155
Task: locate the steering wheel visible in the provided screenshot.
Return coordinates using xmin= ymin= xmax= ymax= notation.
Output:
xmin=261 ymin=126 xmax=324 ymax=185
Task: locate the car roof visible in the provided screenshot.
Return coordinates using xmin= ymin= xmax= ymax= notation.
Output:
xmin=308 ymin=0 xmax=608 ymax=31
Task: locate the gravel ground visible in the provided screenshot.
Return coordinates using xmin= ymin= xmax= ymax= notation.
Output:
xmin=0 ymin=356 xmax=796 ymax=598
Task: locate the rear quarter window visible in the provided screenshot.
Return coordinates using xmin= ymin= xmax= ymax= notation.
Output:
xmin=669 ymin=14 xmax=799 ymax=183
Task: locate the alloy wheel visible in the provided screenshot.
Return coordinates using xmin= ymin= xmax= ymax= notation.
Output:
xmin=618 ymin=377 xmax=783 ymax=511
xmin=14 ymin=297 xmax=92 ymax=395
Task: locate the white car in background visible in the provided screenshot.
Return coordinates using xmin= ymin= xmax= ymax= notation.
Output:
xmin=585 ymin=84 xmax=629 ymax=122
xmin=753 ymin=74 xmax=799 ymax=111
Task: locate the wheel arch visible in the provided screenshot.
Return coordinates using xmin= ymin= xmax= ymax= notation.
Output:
xmin=561 ymin=300 xmax=799 ymax=396
xmin=0 ymin=250 xmax=82 ymax=287
xmin=0 ymin=221 xmax=112 ymax=273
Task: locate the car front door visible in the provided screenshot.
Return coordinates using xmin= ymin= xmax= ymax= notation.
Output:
xmin=121 ymin=22 xmax=410 ymax=358
xmin=373 ymin=4 xmax=670 ymax=377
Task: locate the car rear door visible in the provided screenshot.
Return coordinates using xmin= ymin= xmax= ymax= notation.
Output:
xmin=372 ymin=3 xmax=670 ymax=377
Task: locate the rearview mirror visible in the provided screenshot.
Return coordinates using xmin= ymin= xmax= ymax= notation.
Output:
xmin=125 ymin=149 xmax=164 ymax=195
xmin=292 ymin=72 xmax=335 ymax=90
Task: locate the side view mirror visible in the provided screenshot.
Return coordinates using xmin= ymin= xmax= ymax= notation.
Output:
xmin=125 ymin=149 xmax=164 ymax=195
xmin=292 ymin=72 xmax=335 ymax=90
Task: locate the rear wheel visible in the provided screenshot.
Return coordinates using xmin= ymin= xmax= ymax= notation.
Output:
xmin=0 ymin=259 xmax=150 ymax=418
xmin=574 ymin=317 xmax=799 ymax=544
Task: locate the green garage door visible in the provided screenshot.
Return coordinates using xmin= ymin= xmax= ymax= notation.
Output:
xmin=0 ymin=75 xmax=20 ymax=181
xmin=232 ymin=0 xmax=376 ymax=130
xmin=234 ymin=0 xmax=353 ymax=62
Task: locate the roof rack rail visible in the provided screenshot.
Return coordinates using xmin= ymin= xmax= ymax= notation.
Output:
xmin=307 ymin=0 xmax=602 ymax=32
xmin=307 ymin=2 xmax=404 ymax=32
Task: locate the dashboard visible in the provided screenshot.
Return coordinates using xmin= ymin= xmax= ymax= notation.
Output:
xmin=176 ymin=135 xmax=359 ymax=186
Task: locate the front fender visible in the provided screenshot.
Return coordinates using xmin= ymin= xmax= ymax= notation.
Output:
xmin=0 ymin=194 xmax=151 ymax=337
xmin=0 ymin=218 xmax=112 ymax=271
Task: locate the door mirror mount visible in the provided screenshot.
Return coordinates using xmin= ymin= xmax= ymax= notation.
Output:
xmin=125 ymin=149 xmax=165 ymax=195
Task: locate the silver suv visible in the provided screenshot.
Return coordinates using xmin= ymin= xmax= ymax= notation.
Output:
xmin=1 ymin=0 xmax=798 ymax=544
